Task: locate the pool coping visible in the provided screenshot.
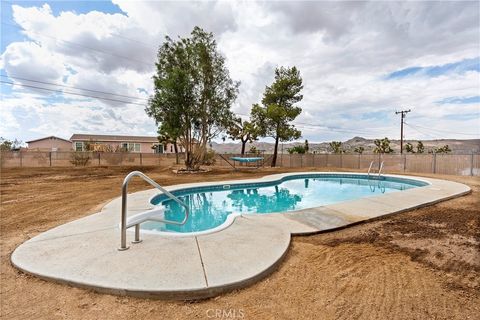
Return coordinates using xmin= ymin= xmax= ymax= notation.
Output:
xmin=10 ymin=172 xmax=471 ymax=300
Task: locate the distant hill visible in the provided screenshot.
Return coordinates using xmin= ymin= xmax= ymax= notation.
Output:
xmin=211 ymin=137 xmax=480 ymax=154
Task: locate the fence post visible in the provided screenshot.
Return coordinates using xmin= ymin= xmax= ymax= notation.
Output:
xmin=98 ymin=153 xmax=101 ymax=166
xmin=470 ymin=152 xmax=474 ymax=176
xmin=140 ymin=153 xmax=143 ymax=166
xmin=49 ymin=152 xmax=52 ymax=166
xmin=403 ymin=154 xmax=407 ymax=172
xmin=358 ymin=154 xmax=361 ymax=169
xmin=340 ymin=153 xmax=343 ymax=168
xmin=432 ymin=153 xmax=437 ymax=174
xmin=326 ymin=153 xmax=328 ymax=167
xmin=300 ymin=154 xmax=303 ymax=167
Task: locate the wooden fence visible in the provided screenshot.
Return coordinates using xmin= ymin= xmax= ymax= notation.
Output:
xmin=0 ymin=151 xmax=181 ymax=168
xmin=1 ymin=151 xmax=479 ymax=176
xmin=215 ymin=153 xmax=479 ymax=176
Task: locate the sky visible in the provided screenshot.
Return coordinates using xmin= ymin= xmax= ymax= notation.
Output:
xmin=1 ymin=0 xmax=479 ymax=144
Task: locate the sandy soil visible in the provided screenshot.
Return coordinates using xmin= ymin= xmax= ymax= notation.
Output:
xmin=1 ymin=166 xmax=479 ymax=320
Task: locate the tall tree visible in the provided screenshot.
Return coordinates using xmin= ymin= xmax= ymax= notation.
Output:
xmin=251 ymin=66 xmax=303 ymax=167
xmin=157 ymin=122 xmax=181 ymax=164
xmin=227 ymin=117 xmax=258 ymax=155
xmin=147 ymin=27 xmax=239 ymax=170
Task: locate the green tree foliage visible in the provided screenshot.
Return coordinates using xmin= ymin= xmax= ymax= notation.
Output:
xmin=329 ymin=141 xmax=344 ymax=154
xmin=227 ymin=117 xmax=258 ymax=155
xmin=248 ymin=146 xmax=260 ymax=155
xmin=374 ymin=137 xmax=394 ymax=154
xmin=251 ymin=66 xmax=303 ymax=167
xmin=406 ymin=141 xmax=425 ymax=154
xmin=353 ymin=146 xmax=365 ymax=154
xmin=287 ymin=145 xmax=306 ymax=154
xmin=0 ymin=137 xmax=22 ymax=151
xmin=146 ymin=27 xmax=239 ymax=170
xmin=405 ymin=142 xmax=414 ymax=153
xmin=0 ymin=138 xmax=13 ymax=151
xmin=416 ymin=141 xmax=425 ymax=153
xmin=430 ymin=145 xmax=452 ymax=154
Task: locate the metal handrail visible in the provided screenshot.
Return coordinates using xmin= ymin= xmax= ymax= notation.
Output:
xmin=367 ymin=161 xmax=374 ymax=176
xmin=368 ymin=161 xmax=384 ymax=179
xmin=378 ymin=161 xmax=384 ymax=178
xmin=118 ymin=171 xmax=189 ymax=251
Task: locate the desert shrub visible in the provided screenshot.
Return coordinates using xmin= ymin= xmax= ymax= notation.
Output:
xmin=287 ymin=145 xmax=306 ymax=154
xmin=248 ymin=146 xmax=260 ymax=155
xmin=70 ymin=152 xmax=90 ymax=166
xmin=202 ymin=149 xmax=216 ymax=166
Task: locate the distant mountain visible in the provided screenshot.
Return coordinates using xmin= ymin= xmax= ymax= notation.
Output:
xmin=211 ymin=137 xmax=480 ymax=154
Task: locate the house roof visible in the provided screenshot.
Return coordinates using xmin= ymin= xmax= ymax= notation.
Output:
xmin=70 ymin=134 xmax=158 ymax=143
xmin=26 ymin=136 xmax=72 ymax=144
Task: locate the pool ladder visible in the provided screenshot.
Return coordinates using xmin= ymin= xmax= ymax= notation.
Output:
xmin=368 ymin=161 xmax=385 ymax=193
xmin=368 ymin=161 xmax=384 ymax=180
xmin=118 ymin=171 xmax=189 ymax=251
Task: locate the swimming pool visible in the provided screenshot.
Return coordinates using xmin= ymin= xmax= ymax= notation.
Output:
xmin=141 ymin=174 xmax=428 ymax=234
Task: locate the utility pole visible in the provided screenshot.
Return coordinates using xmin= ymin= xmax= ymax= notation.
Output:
xmin=395 ymin=109 xmax=411 ymax=154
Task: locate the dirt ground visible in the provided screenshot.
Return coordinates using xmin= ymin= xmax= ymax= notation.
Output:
xmin=1 ymin=166 xmax=479 ymax=320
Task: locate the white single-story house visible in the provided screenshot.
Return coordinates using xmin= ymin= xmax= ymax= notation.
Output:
xmin=26 ymin=136 xmax=73 ymax=152
xmin=70 ymin=134 xmax=184 ymax=153
xmin=26 ymin=134 xmax=183 ymax=154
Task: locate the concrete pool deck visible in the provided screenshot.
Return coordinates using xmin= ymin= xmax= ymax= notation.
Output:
xmin=11 ymin=172 xmax=471 ymax=300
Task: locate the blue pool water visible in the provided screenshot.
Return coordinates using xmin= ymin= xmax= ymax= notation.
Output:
xmin=143 ymin=174 xmax=427 ymax=234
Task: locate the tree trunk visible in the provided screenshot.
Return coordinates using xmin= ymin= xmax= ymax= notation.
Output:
xmin=241 ymin=139 xmax=246 ymax=155
xmin=173 ymin=141 xmax=179 ymax=164
xmin=271 ymin=135 xmax=279 ymax=167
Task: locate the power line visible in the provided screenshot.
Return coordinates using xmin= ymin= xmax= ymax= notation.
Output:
xmin=404 ymin=123 xmax=440 ymax=140
xmin=1 ymin=22 xmax=154 ymax=67
xmin=0 ymin=74 xmax=149 ymax=102
xmin=1 ymin=0 xmax=160 ymax=51
xmin=235 ymin=112 xmax=382 ymax=135
xmin=2 ymin=80 xmax=381 ymax=136
xmin=106 ymin=32 xmax=158 ymax=50
xmin=405 ymin=122 xmax=479 ymax=137
xmin=1 ymin=80 xmax=146 ymax=106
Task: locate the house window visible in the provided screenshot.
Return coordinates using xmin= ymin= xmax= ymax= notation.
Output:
xmin=121 ymin=142 xmax=141 ymax=152
xmin=75 ymin=142 xmax=84 ymax=151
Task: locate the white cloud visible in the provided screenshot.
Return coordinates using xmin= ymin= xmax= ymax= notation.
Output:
xmin=0 ymin=1 xmax=478 ymax=142
xmin=1 ymin=41 xmax=66 ymax=83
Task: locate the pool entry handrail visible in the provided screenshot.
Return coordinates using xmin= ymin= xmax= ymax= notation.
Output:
xmin=118 ymin=171 xmax=189 ymax=251
xmin=368 ymin=161 xmax=384 ymax=179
